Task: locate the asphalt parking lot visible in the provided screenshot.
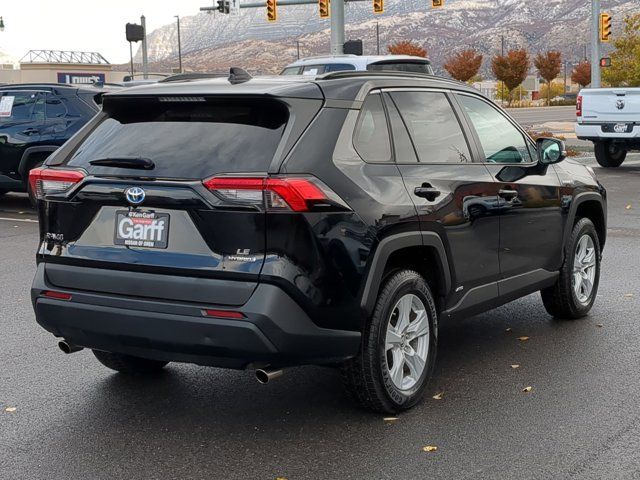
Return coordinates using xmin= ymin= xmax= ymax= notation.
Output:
xmin=1 ymin=155 xmax=640 ymax=480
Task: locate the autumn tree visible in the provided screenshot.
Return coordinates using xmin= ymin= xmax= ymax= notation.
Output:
xmin=602 ymin=13 xmax=640 ymax=87
xmin=539 ymin=82 xmax=565 ymax=101
xmin=571 ymin=61 xmax=592 ymax=88
xmin=387 ymin=41 xmax=427 ymax=58
xmin=492 ymin=49 xmax=530 ymax=106
xmin=534 ymin=50 xmax=562 ymax=105
xmin=444 ymin=49 xmax=483 ymax=82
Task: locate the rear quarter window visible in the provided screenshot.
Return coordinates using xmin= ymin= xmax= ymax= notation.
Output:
xmin=61 ymin=97 xmax=289 ymax=179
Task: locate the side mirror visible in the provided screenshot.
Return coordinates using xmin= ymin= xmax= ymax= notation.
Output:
xmin=536 ymin=137 xmax=566 ymax=165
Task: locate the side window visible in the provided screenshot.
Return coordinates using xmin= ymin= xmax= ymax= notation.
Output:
xmin=46 ymin=95 xmax=67 ymax=118
xmin=353 ymin=94 xmax=391 ymax=163
xmin=0 ymin=92 xmax=39 ymax=122
xmin=389 ymin=91 xmax=472 ymax=163
xmin=323 ymin=63 xmax=356 ymax=73
xmin=383 ymin=93 xmax=418 ymax=163
xmin=457 ymin=94 xmax=533 ymax=164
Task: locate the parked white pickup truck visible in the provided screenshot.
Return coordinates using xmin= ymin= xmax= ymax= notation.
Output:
xmin=575 ymin=88 xmax=640 ymax=167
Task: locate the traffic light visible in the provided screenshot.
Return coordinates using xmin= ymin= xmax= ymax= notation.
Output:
xmin=319 ymin=0 xmax=330 ymax=18
xmin=600 ymin=57 xmax=611 ymax=68
xmin=216 ymin=0 xmax=230 ymax=14
xmin=600 ymin=13 xmax=612 ymax=42
xmin=373 ymin=0 xmax=383 ymax=14
xmin=431 ymin=0 xmax=444 ymax=7
xmin=267 ymin=0 xmax=277 ymax=22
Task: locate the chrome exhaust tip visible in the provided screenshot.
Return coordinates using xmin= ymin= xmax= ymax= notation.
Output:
xmin=255 ymin=368 xmax=283 ymax=384
xmin=58 ymin=340 xmax=83 ymax=354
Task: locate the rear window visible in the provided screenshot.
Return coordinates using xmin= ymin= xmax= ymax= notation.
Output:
xmin=61 ymin=97 xmax=289 ymax=179
xmin=367 ymin=62 xmax=433 ymax=75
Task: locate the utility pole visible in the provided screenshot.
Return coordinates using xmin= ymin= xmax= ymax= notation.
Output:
xmin=330 ymin=0 xmax=345 ymax=55
xmin=563 ymin=60 xmax=567 ymax=94
xmin=141 ymin=15 xmax=149 ymax=79
xmin=591 ymin=0 xmax=601 ymax=87
xmin=175 ymin=15 xmax=183 ymax=73
xmin=500 ymin=34 xmax=505 ymax=105
xmin=296 ymin=40 xmax=300 ymax=59
xmin=376 ymin=22 xmax=380 ymax=55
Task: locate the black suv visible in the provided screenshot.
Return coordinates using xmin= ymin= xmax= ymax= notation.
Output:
xmin=30 ymin=72 xmax=606 ymax=413
xmin=0 ymin=84 xmax=102 ymax=201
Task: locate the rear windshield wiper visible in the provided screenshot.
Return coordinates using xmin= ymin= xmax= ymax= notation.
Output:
xmin=89 ymin=157 xmax=155 ymax=170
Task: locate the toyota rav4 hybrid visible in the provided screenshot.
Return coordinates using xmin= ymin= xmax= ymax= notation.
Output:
xmin=30 ymin=71 xmax=607 ymax=413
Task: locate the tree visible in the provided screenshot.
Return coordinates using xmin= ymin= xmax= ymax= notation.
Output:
xmin=571 ymin=61 xmax=591 ymax=88
xmin=534 ymin=50 xmax=562 ymax=105
xmin=495 ymin=82 xmax=528 ymax=105
xmin=492 ymin=49 xmax=530 ymax=106
xmin=539 ymin=82 xmax=565 ymax=101
xmin=602 ymin=13 xmax=640 ymax=87
xmin=443 ymin=49 xmax=483 ymax=82
xmin=387 ymin=41 xmax=427 ymax=58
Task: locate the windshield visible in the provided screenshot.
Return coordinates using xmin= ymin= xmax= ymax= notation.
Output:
xmin=61 ymin=97 xmax=289 ymax=179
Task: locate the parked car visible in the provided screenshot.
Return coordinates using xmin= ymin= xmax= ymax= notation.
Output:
xmin=280 ymin=55 xmax=433 ymax=75
xmin=576 ymin=87 xmax=640 ymax=167
xmin=30 ymin=70 xmax=606 ymax=413
xmin=0 ymin=84 xmax=103 ymax=202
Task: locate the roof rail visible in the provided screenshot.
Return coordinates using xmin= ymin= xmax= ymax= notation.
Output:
xmin=159 ymin=72 xmax=226 ymax=83
xmin=318 ymin=70 xmax=463 ymax=86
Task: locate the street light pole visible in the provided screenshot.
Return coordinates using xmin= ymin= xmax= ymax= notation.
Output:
xmin=591 ymin=0 xmax=601 ymax=88
xmin=141 ymin=15 xmax=149 ymax=79
xmin=376 ymin=22 xmax=380 ymax=55
xmin=330 ymin=0 xmax=345 ymax=55
xmin=175 ymin=15 xmax=183 ymax=73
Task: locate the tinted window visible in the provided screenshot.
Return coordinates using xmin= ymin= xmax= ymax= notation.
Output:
xmin=63 ymin=97 xmax=288 ymax=179
xmin=46 ymin=95 xmax=67 ymax=118
xmin=0 ymin=91 xmax=40 ymax=122
xmin=390 ymin=91 xmax=471 ymax=163
xmin=323 ymin=63 xmax=356 ymax=73
xmin=383 ymin=93 xmax=417 ymax=163
xmin=280 ymin=67 xmax=301 ymax=75
xmin=457 ymin=95 xmax=533 ymax=164
xmin=353 ymin=94 xmax=391 ymax=163
xmin=367 ymin=62 xmax=433 ymax=75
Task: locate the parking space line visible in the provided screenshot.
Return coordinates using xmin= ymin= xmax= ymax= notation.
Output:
xmin=0 ymin=217 xmax=38 ymax=223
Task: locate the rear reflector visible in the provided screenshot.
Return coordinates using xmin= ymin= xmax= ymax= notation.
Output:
xmin=42 ymin=291 xmax=72 ymax=301
xmin=29 ymin=168 xmax=85 ymax=200
xmin=203 ymin=176 xmax=330 ymax=212
xmin=204 ymin=309 xmax=245 ymax=319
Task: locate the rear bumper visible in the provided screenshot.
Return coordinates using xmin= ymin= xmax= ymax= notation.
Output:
xmin=31 ymin=264 xmax=360 ymax=369
xmin=575 ymin=123 xmax=640 ymax=143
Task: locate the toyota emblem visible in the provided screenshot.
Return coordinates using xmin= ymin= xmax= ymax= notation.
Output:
xmin=616 ymin=99 xmax=625 ymax=110
xmin=125 ymin=186 xmax=146 ymax=205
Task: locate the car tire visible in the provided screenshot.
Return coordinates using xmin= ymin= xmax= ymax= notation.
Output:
xmin=92 ymin=350 xmax=169 ymax=374
xmin=541 ymin=218 xmax=601 ymax=319
xmin=594 ymin=142 xmax=626 ymax=168
xmin=340 ymin=270 xmax=437 ymax=413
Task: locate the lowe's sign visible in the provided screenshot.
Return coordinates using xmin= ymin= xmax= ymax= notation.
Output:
xmin=57 ymin=72 xmax=106 ymax=85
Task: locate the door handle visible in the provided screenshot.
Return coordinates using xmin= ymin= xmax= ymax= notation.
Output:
xmin=414 ymin=183 xmax=441 ymax=201
xmin=21 ymin=128 xmax=39 ymax=136
xmin=498 ymin=189 xmax=518 ymax=201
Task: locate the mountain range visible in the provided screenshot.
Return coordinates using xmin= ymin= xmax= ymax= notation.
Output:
xmin=136 ymin=0 xmax=638 ymax=75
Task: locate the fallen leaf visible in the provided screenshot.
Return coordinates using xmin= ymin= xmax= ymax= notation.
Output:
xmin=432 ymin=392 xmax=444 ymax=400
xmin=596 ymin=324 xmax=604 ymax=328
xmin=626 ymin=204 xmax=632 ymax=210
xmin=505 ymin=328 xmax=512 ymax=332
xmin=518 ymin=336 xmax=530 ymax=342
xmin=383 ymin=417 xmax=399 ymax=422
xmin=276 ymin=477 xmax=288 ymax=480
xmin=623 ymin=293 xmax=634 ymax=298
xmin=422 ymin=445 xmax=438 ymax=452
xmin=522 ymin=386 xmax=533 ymax=393
xmin=4 ymin=407 xmax=16 ymax=413
xmin=511 ymin=364 xmax=520 ymax=369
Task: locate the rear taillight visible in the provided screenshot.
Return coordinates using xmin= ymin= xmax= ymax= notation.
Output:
xmin=203 ymin=176 xmax=344 ymax=212
xmin=28 ymin=168 xmax=85 ymax=200
xmin=576 ymin=95 xmax=583 ymax=118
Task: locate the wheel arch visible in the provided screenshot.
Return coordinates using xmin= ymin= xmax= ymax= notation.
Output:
xmin=566 ymin=193 xmax=606 ymax=251
xmin=18 ymin=146 xmax=59 ymax=182
xmin=359 ymin=232 xmax=452 ymax=316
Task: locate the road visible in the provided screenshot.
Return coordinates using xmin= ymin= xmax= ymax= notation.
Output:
xmin=506 ymin=106 xmax=576 ymax=128
xmin=2 ymin=156 xmax=640 ymax=479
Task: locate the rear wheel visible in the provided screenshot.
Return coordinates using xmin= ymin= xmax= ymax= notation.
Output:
xmin=340 ymin=270 xmax=437 ymax=413
xmin=541 ymin=218 xmax=601 ymax=319
xmin=594 ymin=141 xmax=626 ymax=168
xmin=92 ymin=350 xmax=169 ymax=374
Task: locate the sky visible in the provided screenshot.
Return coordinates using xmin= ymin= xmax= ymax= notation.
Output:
xmin=0 ymin=0 xmax=208 ymax=64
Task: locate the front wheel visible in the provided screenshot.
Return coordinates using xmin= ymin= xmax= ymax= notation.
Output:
xmin=594 ymin=142 xmax=626 ymax=168
xmin=541 ymin=218 xmax=601 ymax=319
xmin=340 ymin=270 xmax=438 ymax=413
xmin=92 ymin=350 xmax=169 ymax=374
